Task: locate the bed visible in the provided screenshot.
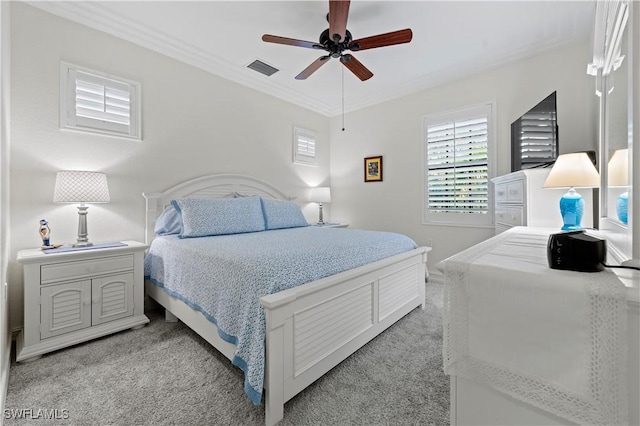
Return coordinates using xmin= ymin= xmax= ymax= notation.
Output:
xmin=142 ymin=174 xmax=430 ymax=425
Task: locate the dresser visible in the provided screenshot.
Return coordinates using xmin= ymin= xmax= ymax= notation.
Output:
xmin=491 ymin=169 xmax=594 ymax=234
xmin=16 ymin=241 xmax=149 ymax=361
xmin=438 ymin=227 xmax=639 ymax=426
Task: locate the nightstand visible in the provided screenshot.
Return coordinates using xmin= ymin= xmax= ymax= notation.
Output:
xmin=313 ymin=223 xmax=349 ymax=228
xmin=16 ymin=241 xmax=149 ymax=362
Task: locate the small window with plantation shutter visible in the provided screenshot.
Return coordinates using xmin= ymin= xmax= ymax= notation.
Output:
xmin=293 ymin=127 xmax=317 ymax=166
xmin=60 ymin=62 xmax=141 ymax=140
xmin=423 ymin=103 xmax=495 ymax=226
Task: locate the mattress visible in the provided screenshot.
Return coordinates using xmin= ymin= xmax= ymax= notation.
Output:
xmin=144 ymin=226 xmax=418 ymax=404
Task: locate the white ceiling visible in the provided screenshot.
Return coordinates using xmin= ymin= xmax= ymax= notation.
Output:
xmin=28 ymin=1 xmax=596 ymax=117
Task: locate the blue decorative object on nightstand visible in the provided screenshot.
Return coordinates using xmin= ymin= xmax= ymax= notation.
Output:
xmin=543 ymin=152 xmax=600 ymax=231
xmin=39 ymin=219 xmax=50 ymax=246
xmin=559 ymin=188 xmax=584 ymax=230
xmin=617 ymin=192 xmax=628 ymax=224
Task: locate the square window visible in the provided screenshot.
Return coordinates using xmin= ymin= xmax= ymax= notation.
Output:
xmin=60 ymin=62 xmax=141 ymax=140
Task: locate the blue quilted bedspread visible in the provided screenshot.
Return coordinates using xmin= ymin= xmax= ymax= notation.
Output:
xmin=144 ymin=227 xmax=418 ymax=404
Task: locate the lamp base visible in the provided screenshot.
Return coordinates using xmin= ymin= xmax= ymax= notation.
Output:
xmin=617 ymin=192 xmax=628 ymax=224
xmin=317 ymin=203 xmax=325 ymax=225
xmin=72 ymin=241 xmax=93 ymax=248
xmin=74 ymin=205 xmax=93 ymax=247
xmin=559 ymin=188 xmax=584 ymax=231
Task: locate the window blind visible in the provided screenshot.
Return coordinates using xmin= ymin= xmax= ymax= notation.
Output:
xmin=293 ymin=127 xmax=317 ymax=165
xmin=423 ymin=103 xmax=493 ymax=226
xmin=75 ymin=70 xmax=131 ymax=126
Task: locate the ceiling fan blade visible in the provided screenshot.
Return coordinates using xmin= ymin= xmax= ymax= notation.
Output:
xmin=262 ymin=34 xmax=323 ymax=50
xmin=348 ymin=28 xmax=413 ymax=51
xmin=340 ymin=54 xmax=373 ymax=81
xmin=329 ymin=0 xmax=350 ymax=42
xmin=296 ymin=56 xmax=332 ymax=80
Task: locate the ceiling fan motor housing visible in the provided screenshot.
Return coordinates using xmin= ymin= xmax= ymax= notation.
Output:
xmin=320 ymin=28 xmax=353 ymax=58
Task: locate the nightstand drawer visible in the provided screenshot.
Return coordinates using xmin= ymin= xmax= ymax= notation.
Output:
xmin=41 ymin=255 xmax=134 ymax=285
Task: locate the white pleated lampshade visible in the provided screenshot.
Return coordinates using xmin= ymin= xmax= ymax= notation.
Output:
xmin=53 ymin=171 xmax=110 ymax=203
xmin=543 ymin=153 xmax=600 ymax=189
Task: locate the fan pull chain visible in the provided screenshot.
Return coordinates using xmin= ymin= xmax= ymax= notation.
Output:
xmin=341 ymin=65 xmax=345 ymax=131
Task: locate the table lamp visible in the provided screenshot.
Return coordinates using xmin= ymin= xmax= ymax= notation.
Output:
xmin=309 ymin=187 xmax=331 ymax=224
xmin=54 ymin=170 xmax=110 ymax=247
xmin=608 ymin=148 xmax=629 ymax=224
xmin=543 ymin=152 xmax=600 ymax=231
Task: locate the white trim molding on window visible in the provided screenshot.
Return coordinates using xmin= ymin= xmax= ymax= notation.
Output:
xmin=422 ymin=102 xmax=496 ymax=227
xmin=60 ymin=62 xmax=141 ymax=140
xmin=293 ymin=126 xmax=317 ymax=166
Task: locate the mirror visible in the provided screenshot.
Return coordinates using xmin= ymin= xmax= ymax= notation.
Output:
xmin=591 ymin=0 xmax=633 ymax=260
xmin=604 ymin=21 xmax=629 ymax=225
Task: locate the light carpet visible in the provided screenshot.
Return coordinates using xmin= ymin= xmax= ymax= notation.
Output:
xmin=5 ymin=282 xmax=448 ymax=425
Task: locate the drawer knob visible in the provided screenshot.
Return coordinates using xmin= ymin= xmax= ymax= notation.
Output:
xmin=92 ymin=297 xmax=100 ymax=304
xmin=83 ymin=299 xmax=91 ymax=306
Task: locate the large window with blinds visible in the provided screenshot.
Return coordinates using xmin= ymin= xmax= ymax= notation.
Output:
xmin=423 ymin=103 xmax=495 ymax=226
xmin=60 ymin=62 xmax=141 ymax=140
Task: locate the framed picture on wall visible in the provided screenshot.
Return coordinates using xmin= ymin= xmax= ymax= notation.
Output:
xmin=364 ymin=156 xmax=383 ymax=182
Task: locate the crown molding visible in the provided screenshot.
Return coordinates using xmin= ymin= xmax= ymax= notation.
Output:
xmin=26 ymin=1 xmax=337 ymax=116
xmin=25 ymin=1 xmax=592 ymax=118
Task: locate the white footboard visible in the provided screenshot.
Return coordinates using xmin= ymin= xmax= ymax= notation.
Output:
xmin=260 ymin=247 xmax=429 ymax=425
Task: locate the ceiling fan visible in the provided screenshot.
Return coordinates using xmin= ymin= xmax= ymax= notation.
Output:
xmin=262 ymin=0 xmax=413 ymax=81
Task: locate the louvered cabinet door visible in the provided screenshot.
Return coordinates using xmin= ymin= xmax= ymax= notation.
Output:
xmin=40 ymin=280 xmax=92 ymax=339
xmin=91 ymin=273 xmax=134 ymax=326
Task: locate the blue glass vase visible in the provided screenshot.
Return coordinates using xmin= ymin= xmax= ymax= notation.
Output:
xmin=616 ymin=192 xmax=628 ymax=224
xmin=559 ymin=188 xmax=584 ymax=231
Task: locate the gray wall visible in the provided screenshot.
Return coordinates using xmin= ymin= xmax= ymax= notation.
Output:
xmin=1 ymin=0 xmax=11 ymax=412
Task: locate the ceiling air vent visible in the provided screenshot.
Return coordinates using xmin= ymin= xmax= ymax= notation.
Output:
xmin=247 ymin=59 xmax=279 ymax=77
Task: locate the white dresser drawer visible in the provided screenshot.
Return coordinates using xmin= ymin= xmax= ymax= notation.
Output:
xmin=506 ymin=180 xmax=524 ymax=203
xmin=495 ymin=182 xmax=508 ymax=203
xmin=41 ymin=255 xmax=134 ymax=285
xmin=495 ymin=207 xmax=523 ymax=227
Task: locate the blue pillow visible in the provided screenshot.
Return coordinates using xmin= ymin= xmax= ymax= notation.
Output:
xmin=171 ymin=196 xmax=265 ymax=238
xmin=260 ymin=198 xmax=309 ymax=230
xmin=154 ymin=205 xmax=182 ymax=235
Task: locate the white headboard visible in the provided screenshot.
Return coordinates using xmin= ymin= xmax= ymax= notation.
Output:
xmin=142 ymin=174 xmax=291 ymax=244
